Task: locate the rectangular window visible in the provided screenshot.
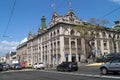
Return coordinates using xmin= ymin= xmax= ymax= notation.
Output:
xmin=103 ymin=40 xmax=108 ymax=50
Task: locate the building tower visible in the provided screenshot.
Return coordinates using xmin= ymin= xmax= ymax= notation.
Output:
xmin=41 ymin=16 xmax=47 ymax=30
xmin=112 ymin=20 xmax=120 ymax=31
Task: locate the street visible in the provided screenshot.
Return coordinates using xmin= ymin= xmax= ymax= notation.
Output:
xmin=0 ymin=65 xmax=120 ymax=80
xmin=0 ymin=70 xmax=118 ymax=80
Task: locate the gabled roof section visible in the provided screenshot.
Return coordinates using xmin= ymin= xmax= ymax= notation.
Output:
xmin=49 ymin=9 xmax=82 ymax=27
xmin=49 ymin=11 xmax=63 ymax=27
xmin=63 ymin=8 xmax=82 ymax=25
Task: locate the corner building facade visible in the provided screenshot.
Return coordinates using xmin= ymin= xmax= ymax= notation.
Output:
xmin=17 ymin=9 xmax=120 ymax=67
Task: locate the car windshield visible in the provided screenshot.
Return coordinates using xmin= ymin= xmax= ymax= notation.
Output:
xmin=13 ymin=63 xmax=21 ymax=66
xmin=39 ymin=63 xmax=43 ymax=64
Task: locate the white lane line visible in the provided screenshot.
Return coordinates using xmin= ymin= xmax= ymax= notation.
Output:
xmin=41 ymin=70 xmax=120 ymax=79
xmin=0 ymin=69 xmax=35 ymax=73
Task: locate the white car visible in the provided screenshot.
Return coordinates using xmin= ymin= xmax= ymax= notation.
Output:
xmin=33 ymin=63 xmax=45 ymax=69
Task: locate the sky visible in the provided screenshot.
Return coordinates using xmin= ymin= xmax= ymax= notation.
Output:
xmin=0 ymin=0 xmax=120 ymax=56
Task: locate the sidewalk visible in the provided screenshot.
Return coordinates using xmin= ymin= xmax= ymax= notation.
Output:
xmin=78 ymin=58 xmax=105 ymax=67
xmin=78 ymin=60 xmax=105 ymax=67
xmin=85 ymin=62 xmax=104 ymax=66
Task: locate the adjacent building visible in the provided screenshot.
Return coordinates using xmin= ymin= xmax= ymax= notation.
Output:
xmin=16 ymin=9 xmax=120 ymax=67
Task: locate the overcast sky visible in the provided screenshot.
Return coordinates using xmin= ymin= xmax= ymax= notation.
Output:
xmin=0 ymin=0 xmax=120 ymax=56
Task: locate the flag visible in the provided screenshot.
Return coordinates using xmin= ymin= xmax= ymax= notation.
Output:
xmin=51 ymin=3 xmax=55 ymax=8
xmin=67 ymin=1 xmax=71 ymax=6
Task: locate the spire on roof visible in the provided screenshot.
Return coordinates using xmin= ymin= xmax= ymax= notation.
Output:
xmin=28 ymin=31 xmax=33 ymax=40
xmin=49 ymin=11 xmax=63 ymax=27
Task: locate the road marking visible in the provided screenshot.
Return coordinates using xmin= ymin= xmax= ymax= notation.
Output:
xmin=41 ymin=70 xmax=120 ymax=79
xmin=0 ymin=69 xmax=35 ymax=73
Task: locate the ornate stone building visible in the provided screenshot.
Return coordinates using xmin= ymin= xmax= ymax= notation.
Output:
xmin=16 ymin=9 xmax=120 ymax=67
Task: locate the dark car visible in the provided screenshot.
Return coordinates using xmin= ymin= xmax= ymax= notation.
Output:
xmin=2 ymin=64 xmax=10 ymax=71
xmin=0 ymin=63 xmax=3 ymax=71
xmin=96 ymin=53 xmax=120 ymax=63
xmin=11 ymin=63 xmax=22 ymax=70
xmin=57 ymin=62 xmax=78 ymax=71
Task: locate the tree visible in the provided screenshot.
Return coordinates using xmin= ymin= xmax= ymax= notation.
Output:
xmin=100 ymin=19 xmax=109 ymax=26
xmin=111 ymin=22 xmax=120 ymax=53
xmin=89 ymin=17 xmax=109 ymax=26
xmin=89 ymin=17 xmax=98 ymax=25
xmin=74 ymin=23 xmax=100 ymax=61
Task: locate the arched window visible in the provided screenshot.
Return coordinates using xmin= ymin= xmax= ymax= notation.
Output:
xmin=71 ymin=41 xmax=75 ymax=49
xmin=109 ymin=34 xmax=111 ymax=38
xmin=96 ymin=32 xmax=100 ymax=37
xmin=54 ymin=31 xmax=56 ymax=36
xmin=71 ymin=30 xmax=74 ymax=35
xmin=102 ymin=32 xmax=106 ymax=37
xmin=117 ymin=35 xmax=119 ymax=39
xmin=50 ymin=33 xmax=52 ymax=37
xmin=57 ymin=29 xmax=59 ymax=34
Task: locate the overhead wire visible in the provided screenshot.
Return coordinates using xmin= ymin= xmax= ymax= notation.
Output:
xmin=3 ymin=0 xmax=16 ymax=37
xmin=98 ymin=6 xmax=120 ymax=20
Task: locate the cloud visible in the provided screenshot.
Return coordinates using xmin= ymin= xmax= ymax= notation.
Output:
xmin=0 ymin=38 xmax=27 ymax=56
xmin=110 ymin=0 xmax=120 ymax=4
xmin=20 ymin=37 xmax=27 ymax=43
xmin=0 ymin=40 xmax=20 ymax=56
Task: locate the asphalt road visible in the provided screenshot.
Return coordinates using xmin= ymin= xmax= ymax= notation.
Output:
xmin=0 ymin=68 xmax=120 ymax=80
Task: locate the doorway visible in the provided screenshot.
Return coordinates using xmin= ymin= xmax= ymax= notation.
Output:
xmin=72 ymin=54 xmax=76 ymax=62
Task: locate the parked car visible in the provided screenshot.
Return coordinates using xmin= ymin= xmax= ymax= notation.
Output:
xmin=0 ymin=63 xmax=3 ymax=71
xmin=96 ymin=53 xmax=120 ymax=63
xmin=11 ymin=63 xmax=22 ymax=70
xmin=33 ymin=63 xmax=45 ymax=69
xmin=20 ymin=61 xmax=26 ymax=68
xmin=2 ymin=64 xmax=10 ymax=71
xmin=57 ymin=62 xmax=78 ymax=71
xmin=100 ymin=57 xmax=120 ymax=75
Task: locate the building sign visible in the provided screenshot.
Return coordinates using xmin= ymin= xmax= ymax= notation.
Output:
xmin=64 ymin=53 xmax=69 ymax=58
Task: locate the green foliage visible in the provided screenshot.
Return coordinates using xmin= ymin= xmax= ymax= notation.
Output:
xmin=88 ymin=17 xmax=109 ymax=27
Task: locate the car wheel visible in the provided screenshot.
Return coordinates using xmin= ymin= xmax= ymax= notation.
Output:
xmin=75 ymin=68 xmax=78 ymax=71
xmin=65 ymin=68 xmax=69 ymax=72
xmin=101 ymin=68 xmax=108 ymax=75
xmin=57 ymin=67 xmax=60 ymax=71
xmin=35 ymin=67 xmax=38 ymax=70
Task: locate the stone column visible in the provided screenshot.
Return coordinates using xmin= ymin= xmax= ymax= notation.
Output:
xmin=81 ymin=38 xmax=86 ymax=62
xmin=60 ymin=36 xmax=65 ymax=63
xmin=69 ymin=38 xmax=72 ymax=61
xmin=75 ymin=39 xmax=78 ymax=62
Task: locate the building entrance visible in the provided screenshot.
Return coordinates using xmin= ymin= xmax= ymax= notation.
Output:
xmin=72 ymin=54 xmax=76 ymax=62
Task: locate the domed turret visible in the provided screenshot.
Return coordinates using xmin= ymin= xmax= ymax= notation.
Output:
xmin=112 ymin=20 xmax=120 ymax=31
